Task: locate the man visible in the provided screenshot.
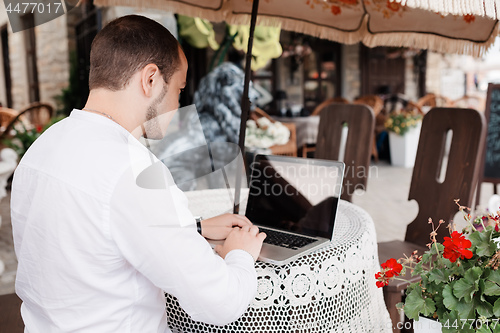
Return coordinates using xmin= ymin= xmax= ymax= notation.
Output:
xmin=11 ymin=15 xmax=266 ymax=332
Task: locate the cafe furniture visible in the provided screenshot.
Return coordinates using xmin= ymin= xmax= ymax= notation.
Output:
xmin=165 ymin=188 xmax=392 ymax=333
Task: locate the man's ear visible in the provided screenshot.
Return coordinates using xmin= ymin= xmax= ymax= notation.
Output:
xmin=140 ymin=64 xmax=162 ymax=98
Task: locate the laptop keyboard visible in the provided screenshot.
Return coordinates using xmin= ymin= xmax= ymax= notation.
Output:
xmin=260 ymin=227 xmax=317 ymax=250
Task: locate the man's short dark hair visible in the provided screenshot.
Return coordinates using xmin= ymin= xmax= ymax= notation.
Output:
xmin=89 ymin=15 xmax=181 ymax=91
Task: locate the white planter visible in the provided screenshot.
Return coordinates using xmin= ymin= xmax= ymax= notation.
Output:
xmin=388 ymin=122 xmax=421 ymax=168
xmin=413 ymin=316 xmax=442 ymax=333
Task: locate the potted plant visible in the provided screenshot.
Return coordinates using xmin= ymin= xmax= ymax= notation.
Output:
xmin=376 ymin=200 xmax=500 ymax=333
xmin=385 ymin=112 xmax=422 ymax=168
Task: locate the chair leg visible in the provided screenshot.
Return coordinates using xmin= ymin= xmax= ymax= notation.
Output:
xmin=383 ymin=287 xmax=404 ymax=333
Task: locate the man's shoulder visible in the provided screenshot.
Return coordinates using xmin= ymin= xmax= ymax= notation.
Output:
xmin=18 ymin=117 xmax=135 ymax=199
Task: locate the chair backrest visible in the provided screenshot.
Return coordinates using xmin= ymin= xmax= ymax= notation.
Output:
xmin=353 ymin=95 xmax=384 ymax=117
xmin=1 ymin=102 xmax=54 ymax=139
xmin=402 ymin=100 xmax=424 ymax=115
xmin=451 ymin=95 xmax=485 ymax=112
xmin=416 ymin=93 xmax=452 ymax=110
xmin=315 ymin=104 xmax=375 ymax=202
xmin=311 ymin=97 xmax=349 ymax=116
xmin=405 ymin=107 xmax=486 ymax=245
xmin=0 ymin=108 xmax=18 ymax=130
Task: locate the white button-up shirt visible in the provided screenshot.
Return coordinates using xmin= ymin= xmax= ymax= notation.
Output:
xmin=11 ymin=110 xmax=257 ymax=333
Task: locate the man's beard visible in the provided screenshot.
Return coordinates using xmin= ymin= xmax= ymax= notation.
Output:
xmin=143 ymin=84 xmax=168 ymax=140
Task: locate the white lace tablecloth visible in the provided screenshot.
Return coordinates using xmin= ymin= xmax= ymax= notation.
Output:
xmin=166 ymin=189 xmax=392 ymax=332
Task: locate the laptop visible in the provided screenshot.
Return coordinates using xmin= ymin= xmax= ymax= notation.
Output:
xmin=245 ymin=154 xmax=344 ymax=265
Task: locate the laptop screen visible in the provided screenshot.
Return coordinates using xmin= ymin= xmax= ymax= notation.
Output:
xmin=245 ymin=155 xmax=344 ymax=239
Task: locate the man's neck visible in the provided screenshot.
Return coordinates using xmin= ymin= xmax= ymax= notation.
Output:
xmin=84 ymin=89 xmax=145 ymax=137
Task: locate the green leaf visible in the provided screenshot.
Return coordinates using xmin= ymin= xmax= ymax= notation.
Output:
xmin=404 ymin=288 xmax=435 ymax=320
xmin=472 ymin=229 xmax=496 ymax=257
xmin=441 ymin=311 xmax=470 ymax=333
xmin=455 ymin=300 xmax=476 ymax=320
xmin=476 ymin=299 xmax=494 ymax=317
xmin=490 ymin=319 xmax=500 ymax=333
xmin=477 ymin=323 xmax=493 ymax=333
xmin=443 ymin=284 xmax=459 ymax=311
xmin=485 ymin=270 xmax=500 ymax=296
xmin=494 ymin=298 xmax=500 ymax=317
xmin=428 ymin=268 xmax=448 ymax=284
xmin=453 ymin=277 xmax=479 ymax=302
xmin=465 ymin=266 xmax=483 ymax=282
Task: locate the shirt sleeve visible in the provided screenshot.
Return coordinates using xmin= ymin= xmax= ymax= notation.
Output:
xmin=108 ymin=164 xmax=257 ymax=326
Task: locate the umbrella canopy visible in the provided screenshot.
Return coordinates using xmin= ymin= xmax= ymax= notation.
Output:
xmin=93 ymin=0 xmax=500 ymax=212
xmin=397 ymin=0 xmax=500 ymax=21
xmin=95 ymin=0 xmax=499 ymax=57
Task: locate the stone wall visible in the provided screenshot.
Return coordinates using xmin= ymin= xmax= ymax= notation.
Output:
xmin=36 ymin=15 xmax=70 ymax=110
xmin=0 ymin=6 xmax=70 ymax=111
xmin=341 ymin=44 xmax=360 ymax=101
xmin=404 ymin=57 xmax=418 ymax=100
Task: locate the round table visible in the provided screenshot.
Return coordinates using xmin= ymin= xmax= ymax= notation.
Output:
xmin=166 ymin=189 xmax=392 ymax=332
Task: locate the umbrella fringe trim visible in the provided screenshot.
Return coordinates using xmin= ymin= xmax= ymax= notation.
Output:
xmin=230 ymin=13 xmax=498 ymax=58
xmin=363 ymin=20 xmax=500 ymax=58
xmin=395 ymin=0 xmax=500 ymax=21
xmin=228 ymin=14 xmax=367 ymax=46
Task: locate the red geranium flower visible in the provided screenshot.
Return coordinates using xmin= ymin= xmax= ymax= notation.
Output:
xmin=36 ymin=125 xmax=43 ymax=133
xmin=381 ymin=258 xmax=403 ymax=273
xmin=442 ymin=231 xmax=473 ymax=263
xmin=375 ymin=258 xmax=403 ymax=288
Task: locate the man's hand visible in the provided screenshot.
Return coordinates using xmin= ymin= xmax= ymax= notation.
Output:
xmin=215 ymin=225 xmax=267 ymax=262
xmin=201 ymin=213 xmax=252 ymax=240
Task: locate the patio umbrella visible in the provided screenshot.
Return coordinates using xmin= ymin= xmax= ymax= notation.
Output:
xmin=94 ymin=0 xmax=500 ymax=212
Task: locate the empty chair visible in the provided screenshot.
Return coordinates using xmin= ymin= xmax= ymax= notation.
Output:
xmin=0 ymin=108 xmax=19 ymax=131
xmin=416 ymin=93 xmax=452 ymax=113
xmin=451 ymin=95 xmax=486 ymax=112
xmin=378 ymin=107 xmax=486 ymax=331
xmin=354 ymin=95 xmax=384 ymax=161
xmin=315 ymin=103 xmax=374 ymax=202
xmin=0 ymin=102 xmax=54 ymax=140
xmin=302 ymin=97 xmax=350 ymax=158
xmin=310 ymin=97 xmax=350 ymax=116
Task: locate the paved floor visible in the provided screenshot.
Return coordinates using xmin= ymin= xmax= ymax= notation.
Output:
xmin=0 ymin=161 xmax=496 ymax=295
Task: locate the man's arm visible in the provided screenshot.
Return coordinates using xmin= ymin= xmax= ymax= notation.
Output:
xmin=109 ymin=167 xmax=264 ymax=325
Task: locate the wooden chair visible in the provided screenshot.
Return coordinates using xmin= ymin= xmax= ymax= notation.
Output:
xmin=353 ymin=95 xmax=384 ymax=161
xmin=416 ymin=93 xmax=452 ymax=112
xmin=315 ymin=104 xmax=374 ymax=202
xmin=451 ymin=95 xmax=486 ymax=112
xmin=0 ymin=102 xmax=54 ymax=140
xmin=302 ymin=98 xmax=350 ymax=158
xmin=0 ymin=293 xmax=24 ymax=332
xmin=401 ymin=100 xmax=424 ymax=116
xmin=250 ymin=108 xmax=297 ymax=157
xmin=378 ymin=107 xmax=486 ymax=331
xmin=0 ymin=107 xmax=19 ymax=130
xmin=310 ymin=97 xmax=350 ymax=116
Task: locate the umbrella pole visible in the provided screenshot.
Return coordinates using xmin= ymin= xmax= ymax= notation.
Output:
xmin=234 ymin=0 xmax=260 ymax=214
